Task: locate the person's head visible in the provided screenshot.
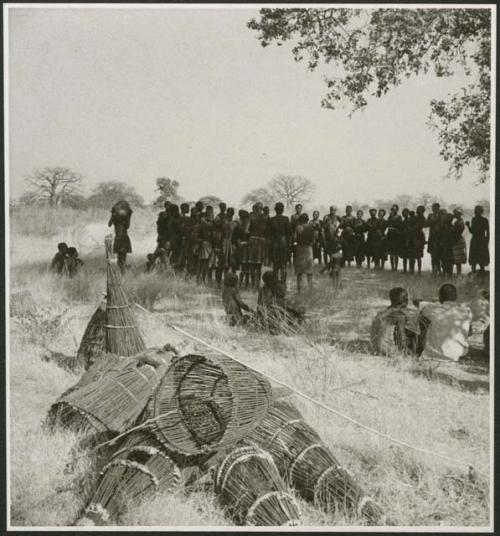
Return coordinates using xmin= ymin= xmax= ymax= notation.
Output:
xmin=439 ymin=283 xmax=457 ymax=303
xmin=295 ymin=203 xmax=303 ymax=214
xmin=190 ymin=207 xmax=197 ymax=218
xmin=57 ymin=242 xmax=68 ymax=254
xmin=356 ymin=209 xmax=364 ymax=218
xmin=254 ymin=202 xmax=263 ymax=213
xmin=416 ymin=205 xmax=425 ymax=215
xmin=299 ymin=213 xmax=309 ymax=224
xmin=219 ymin=202 xmax=227 ymax=213
xmin=164 ymin=200 xmax=172 ymax=210
xmin=453 ymin=208 xmax=463 ymax=218
xmin=274 ymin=202 xmax=284 ymax=215
xmin=263 ymin=206 xmax=270 ymax=216
xmin=274 ymin=282 xmax=287 ymax=298
xmin=205 ymin=205 xmax=214 ymax=218
xmin=389 ymin=287 xmax=408 ymax=308
xmin=224 ymin=271 xmax=238 ymax=288
xmin=432 ymin=202 xmax=440 ymax=214
xmin=262 ymin=270 xmax=276 ymax=287
xmin=227 ymin=207 xmax=235 ymax=218
xmin=329 ymin=205 xmax=336 ymax=215
xmin=239 ymin=209 xmax=249 ymax=221
xmin=313 ymin=210 xmax=320 ymax=220
xmin=402 ymin=208 xmax=410 ymax=218
xmin=369 ymin=208 xmax=377 ymax=218
xmin=180 ymin=202 xmax=189 ymax=215
xmin=195 ymin=201 xmax=204 ymax=213
xmin=346 ymin=205 xmax=353 ymax=215
xmin=68 ymin=247 xmax=78 ymax=258
xmin=378 ymin=208 xmax=386 ymax=218
xmin=147 ymin=253 xmax=155 ymax=262
xmin=474 ymin=205 xmax=484 ymax=216
xmin=170 ymin=204 xmax=180 ymax=216
xmin=409 ymin=210 xmax=416 ymax=218
xmin=390 ymin=204 xmax=399 ymax=215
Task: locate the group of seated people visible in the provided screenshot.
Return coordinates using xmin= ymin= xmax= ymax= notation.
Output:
xmin=371 ymin=283 xmax=489 ymax=362
xmin=50 ymin=242 xmax=84 ymax=278
xmin=222 ymin=269 xmax=306 ymax=334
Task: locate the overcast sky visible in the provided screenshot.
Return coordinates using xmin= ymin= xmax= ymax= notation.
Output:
xmin=8 ymin=6 xmax=491 ymax=208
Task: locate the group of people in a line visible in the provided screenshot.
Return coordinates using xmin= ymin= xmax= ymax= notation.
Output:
xmin=50 ymin=242 xmax=84 ymax=278
xmin=134 ymin=199 xmax=490 ymax=292
xmin=370 ymin=283 xmax=489 ymax=362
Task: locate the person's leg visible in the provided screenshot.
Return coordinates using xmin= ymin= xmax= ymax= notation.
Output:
xmin=402 ymin=258 xmax=407 ymax=274
xmin=366 ymin=255 xmax=371 ymax=269
xmin=297 ymin=273 xmax=303 ymax=294
xmin=307 ymin=273 xmax=313 ymax=291
xmin=256 ymin=264 xmax=262 ymax=290
xmin=456 ymin=263 xmax=462 ymax=276
xmin=417 ymin=258 xmax=422 ymax=275
xmin=409 ymin=258 xmax=415 ymax=274
xmin=117 ymin=252 xmax=127 ymax=274
xmin=244 ymin=265 xmax=250 ymax=289
xmin=470 ymin=263 xmax=477 ymax=274
xmin=394 ymin=255 xmax=399 ymax=271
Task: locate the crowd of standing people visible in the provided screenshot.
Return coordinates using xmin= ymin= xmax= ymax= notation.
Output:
xmin=105 ymin=199 xmax=490 ymax=292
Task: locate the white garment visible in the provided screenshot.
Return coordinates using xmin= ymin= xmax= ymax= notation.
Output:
xmin=419 ymin=301 xmax=473 ymax=361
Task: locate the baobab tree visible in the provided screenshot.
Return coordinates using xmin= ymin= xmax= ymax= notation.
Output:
xmin=269 ymin=174 xmax=315 ymax=210
xmin=24 ymin=166 xmax=83 ymax=207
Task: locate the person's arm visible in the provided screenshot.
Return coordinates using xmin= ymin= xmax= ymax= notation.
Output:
xmin=108 ymin=213 xmax=114 ymax=227
xmin=234 ymin=292 xmax=251 ymax=312
xmin=485 ymin=218 xmax=489 ymax=243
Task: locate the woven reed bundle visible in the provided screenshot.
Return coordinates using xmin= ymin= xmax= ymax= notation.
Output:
xmin=211 ymin=445 xmax=300 ymax=526
xmin=49 ymin=357 xmax=169 ymax=435
xmin=147 ymin=353 xmax=272 ymax=456
xmin=76 ymin=301 xmax=107 ymax=370
xmin=81 ymin=429 xmax=181 ymax=525
xmin=105 ymin=260 xmax=146 ymax=357
xmin=245 ymin=399 xmax=385 ymax=525
xmin=10 ymin=290 xmax=37 ymax=317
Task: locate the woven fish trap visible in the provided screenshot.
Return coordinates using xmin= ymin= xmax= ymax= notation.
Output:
xmin=213 ymin=445 xmax=300 ymax=526
xmin=106 ymin=261 xmax=146 ymax=357
xmin=83 ymin=429 xmax=181 ymax=525
xmin=49 ymin=358 xmax=169 ymax=435
xmin=10 ymin=290 xmax=37 ymax=317
xmin=245 ymin=399 xmax=385 ymax=525
xmin=77 ymin=302 xmax=107 ymax=370
xmin=147 ymin=353 xmax=272 ymax=456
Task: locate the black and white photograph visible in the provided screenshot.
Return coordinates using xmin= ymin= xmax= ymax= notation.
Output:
xmin=5 ymin=3 xmax=494 ymax=530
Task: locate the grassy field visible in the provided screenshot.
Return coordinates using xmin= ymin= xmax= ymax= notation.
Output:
xmin=8 ymin=208 xmax=491 ymax=528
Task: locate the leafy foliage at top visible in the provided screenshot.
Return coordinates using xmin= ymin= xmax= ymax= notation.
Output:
xmin=248 ymin=8 xmax=491 ymax=181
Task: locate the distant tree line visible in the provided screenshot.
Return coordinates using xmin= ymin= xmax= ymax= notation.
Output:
xmin=15 ymin=166 xmax=488 ymax=214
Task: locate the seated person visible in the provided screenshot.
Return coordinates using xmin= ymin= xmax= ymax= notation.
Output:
xmin=267 ymin=282 xmax=306 ymax=334
xmin=50 ymin=242 xmax=69 ymax=275
xmin=66 ymin=246 xmax=83 ymax=278
xmin=256 ymin=270 xmax=277 ymax=328
xmin=145 ymin=253 xmax=158 ymax=273
xmin=222 ymin=272 xmax=253 ymax=326
xmin=370 ymin=287 xmax=420 ymax=357
xmin=418 ymin=283 xmax=473 ymax=362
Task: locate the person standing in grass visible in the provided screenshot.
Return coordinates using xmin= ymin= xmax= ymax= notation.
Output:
xmin=377 ymin=208 xmax=388 ymax=270
xmin=386 ymin=204 xmax=403 ymax=272
xmin=418 ymin=283 xmax=473 ymax=362
xmin=365 ymin=208 xmax=381 ymax=269
xmin=248 ymin=202 xmax=268 ymax=290
xmin=451 ymin=208 xmax=467 ymax=276
xmin=322 ymin=206 xmax=342 ymax=267
xmin=414 ymin=206 xmax=427 ymax=276
xmin=289 ymin=203 xmax=303 ymax=266
xmin=311 ymin=210 xmax=323 ymax=265
xmin=438 ymin=212 xmax=455 ymax=278
xmin=341 ymin=205 xmax=356 ymax=229
xmin=293 ymin=213 xmax=314 ymax=293
xmin=234 ymin=209 xmax=251 ymax=289
xmin=426 ymin=202 xmax=442 ymax=275
xmin=466 ymin=205 xmax=490 ymax=274
xmin=353 ymin=209 xmax=367 ymax=268
xmin=268 ymin=202 xmax=291 ymax=284
xmin=108 ymin=199 xmax=133 ymax=274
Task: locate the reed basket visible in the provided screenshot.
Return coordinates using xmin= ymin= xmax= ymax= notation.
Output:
xmin=147 ymin=353 xmax=272 ymax=456
xmin=211 ymin=445 xmax=300 ymax=526
xmin=246 ymin=399 xmax=386 ymax=525
xmin=81 ymin=430 xmax=181 ymax=525
xmin=105 ymin=261 xmax=146 ymax=357
xmin=49 ymin=357 xmax=169 ymax=435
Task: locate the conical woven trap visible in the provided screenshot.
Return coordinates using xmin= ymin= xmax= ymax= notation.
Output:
xmin=147 ymin=353 xmax=272 ymax=456
xmin=77 ymin=301 xmax=107 ymax=370
xmin=245 ymin=399 xmax=386 ymax=525
xmin=105 ymin=261 xmax=146 ymax=357
xmin=212 ymin=444 xmax=301 ymax=526
xmin=82 ymin=429 xmax=181 ymax=525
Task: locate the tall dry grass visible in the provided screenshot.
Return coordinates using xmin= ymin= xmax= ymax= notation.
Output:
xmin=8 ymin=209 xmax=491 ymax=527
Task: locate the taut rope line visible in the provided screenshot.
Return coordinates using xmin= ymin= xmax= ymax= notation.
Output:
xmin=134 ymin=303 xmax=487 ymax=479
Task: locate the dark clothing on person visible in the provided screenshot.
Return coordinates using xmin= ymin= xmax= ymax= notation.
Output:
xmin=268 ymin=215 xmax=291 ymax=264
xmin=468 ymin=215 xmax=490 ymax=266
xmin=109 ymin=201 xmax=132 ymax=254
xmin=386 ymin=214 xmax=403 ymax=256
xmin=51 ymin=252 xmax=67 ymax=275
